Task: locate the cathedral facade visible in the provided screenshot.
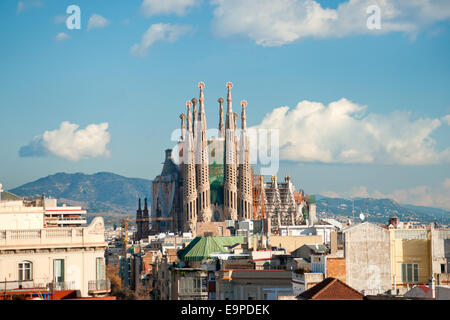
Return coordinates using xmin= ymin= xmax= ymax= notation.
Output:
xmin=150 ymin=82 xmax=316 ymax=236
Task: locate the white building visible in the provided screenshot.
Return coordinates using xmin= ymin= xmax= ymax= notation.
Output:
xmin=278 ymin=222 xmax=337 ymax=245
xmin=0 ymin=191 xmax=86 ymax=229
xmin=0 ymin=189 xmax=109 ymax=297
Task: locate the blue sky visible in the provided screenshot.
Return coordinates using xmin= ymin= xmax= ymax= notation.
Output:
xmin=0 ymin=0 xmax=449 ymax=209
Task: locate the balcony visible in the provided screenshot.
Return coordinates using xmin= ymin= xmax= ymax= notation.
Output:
xmin=49 ymin=281 xmax=76 ymax=291
xmin=0 ymin=217 xmax=106 ymax=251
xmin=0 ymin=280 xmax=76 ymax=291
xmin=88 ymin=279 xmax=111 ymax=296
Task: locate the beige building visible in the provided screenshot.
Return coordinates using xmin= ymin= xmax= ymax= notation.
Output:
xmin=0 ymin=212 xmax=109 ymax=297
xmin=390 ymin=227 xmax=431 ymax=290
xmin=268 ymin=235 xmax=323 ymax=254
xmin=343 ymin=222 xmax=391 ymax=295
xmin=0 ymin=191 xmax=86 ymax=229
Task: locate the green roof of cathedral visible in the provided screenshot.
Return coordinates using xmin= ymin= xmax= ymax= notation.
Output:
xmin=177 ymin=236 xmax=245 ymax=261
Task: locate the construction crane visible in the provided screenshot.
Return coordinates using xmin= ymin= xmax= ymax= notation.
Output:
xmin=121 ymin=218 xmax=130 ymax=242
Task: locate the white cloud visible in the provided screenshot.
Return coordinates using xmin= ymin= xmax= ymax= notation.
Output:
xmin=17 ymin=0 xmax=44 ymax=14
xmin=87 ymin=14 xmax=110 ymax=30
xmin=131 ymin=23 xmax=191 ymax=57
xmin=320 ymin=190 xmax=341 ymax=198
xmin=55 ymin=32 xmax=70 ymax=41
xmin=19 ymin=122 xmax=111 ymax=162
xmin=251 ymin=98 xmax=450 ymax=165
xmin=349 ymin=186 xmax=370 ymax=198
xmin=139 ymin=0 xmax=199 ymax=16
xmin=211 ymin=0 xmax=450 ymax=46
xmin=443 ymin=114 xmax=450 ymax=125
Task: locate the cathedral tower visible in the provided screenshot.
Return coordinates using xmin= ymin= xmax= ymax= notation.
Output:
xmin=224 ymin=82 xmax=238 ymax=220
xmin=195 ymin=82 xmax=212 ymax=222
xmin=183 ymin=100 xmax=197 ymax=234
xmin=238 ymin=100 xmax=253 ymax=220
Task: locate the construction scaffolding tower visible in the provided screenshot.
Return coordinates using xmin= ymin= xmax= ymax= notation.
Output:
xmin=252 ymin=175 xmax=266 ymax=220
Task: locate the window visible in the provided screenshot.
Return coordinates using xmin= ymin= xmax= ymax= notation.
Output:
xmin=401 ymin=263 xmax=419 ymax=283
xmin=18 ymin=261 xmax=32 ymax=281
xmin=441 ymin=264 xmax=446 ymax=273
xmin=53 ymin=259 xmax=65 ymax=283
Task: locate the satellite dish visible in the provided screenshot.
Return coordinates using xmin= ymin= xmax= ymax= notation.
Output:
xmin=359 ymin=213 xmax=365 ymax=221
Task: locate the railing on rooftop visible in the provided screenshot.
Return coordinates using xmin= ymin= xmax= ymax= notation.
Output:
xmin=0 ymin=224 xmax=105 ymax=249
xmin=88 ymin=279 xmax=111 ymax=292
xmin=0 ymin=280 xmax=47 ymax=291
xmin=49 ymin=281 xmax=76 ymax=291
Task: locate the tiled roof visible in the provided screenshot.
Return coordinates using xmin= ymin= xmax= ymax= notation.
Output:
xmin=177 ymin=236 xmax=245 ymax=261
xmin=297 ymin=277 xmax=364 ymax=300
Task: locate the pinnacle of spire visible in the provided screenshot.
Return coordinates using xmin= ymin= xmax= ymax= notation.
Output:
xmin=179 ymin=113 xmax=186 ymax=140
xmin=186 ymin=101 xmax=192 ymax=132
xmin=226 ymin=82 xmax=233 ymax=114
xmin=191 ymin=98 xmax=198 ymax=114
xmin=218 ymin=97 xmax=225 ymax=138
xmin=226 ymin=82 xmax=233 ymax=101
xmin=144 ymin=198 xmax=148 ymax=210
xmin=191 ymin=98 xmax=197 ymax=137
xmin=138 ymin=198 xmax=141 ymax=210
xmin=240 ymin=100 xmax=247 ymax=130
xmin=198 ymin=82 xmax=205 ymax=103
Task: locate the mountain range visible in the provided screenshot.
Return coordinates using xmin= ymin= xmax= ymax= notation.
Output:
xmin=315 ymin=195 xmax=449 ymax=225
xmin=9 ymin=172 xmax=152 ymax=222
xmin=7 ymin=172 xmax=449 ymax=226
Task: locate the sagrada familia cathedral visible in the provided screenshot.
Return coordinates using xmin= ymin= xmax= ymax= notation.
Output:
xmin=142 ymin=82 xmax=316 ymax=238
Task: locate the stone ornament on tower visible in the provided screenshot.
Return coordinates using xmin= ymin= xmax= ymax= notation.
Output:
xmin=240 ymin=100 xmax=247 ymax=130
xmin=198 ymin=82 xmax=205 ymax=102
xmin=218 ymin=97 xmax=225 ymax=138
xmin=191 ymin=98 xmax=198 ymax=137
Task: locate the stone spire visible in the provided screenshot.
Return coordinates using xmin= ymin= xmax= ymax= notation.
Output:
xmin=224 ymin=82 xmax=238 ymax=220
xmin=136 ymin=198 xmax=142 ymax=240
xmin=218 ymin=97 xmax=225 ymax=139
xmin=178 ymin=113 xmax=186 ymax=164
xmin=192 ymin=98 xmax=198 ymax=139
xmin=179 ymin=113 xmax=186 ymax=141
xmin=186 ymin=101 xmax=192 ymax=133
xmin=269 ymin=176 xmax=282 ymax=228
xmin=238 ymin=100 xmax=252 ymax=220
xmin=241 ymin=100 xmax=247 ymax=130
xmin=195 ymin=82 xmax=212 ymax=222
xmin=183 ymin=100 xmax=197 ymax=235
xmin=142 ymin=197 xmax=149 ymax=238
